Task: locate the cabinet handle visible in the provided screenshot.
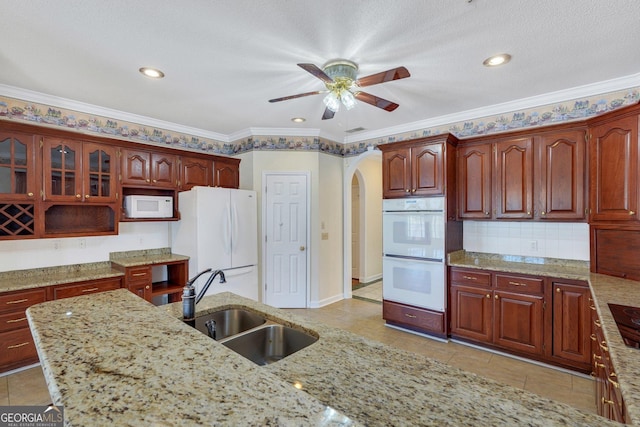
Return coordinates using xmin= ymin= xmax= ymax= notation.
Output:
xmin=404 ymin=313 xmax=417 ymax=319
xmin=75 ymin=194 xmax=82 ymax=199
xmin=590 ymin=333 xmax=597 ymax=342
xmin=600 ymin=342 xmax=608 ymax=352
xmin=7 ymin=342 xmax=30 ymax=350
xmin=81 ymin=287 xmax=100 ymax=293
xmin=463 ymin=275 xmax=477 ymax=281
xmin=630 ymin=211 xmax=636 ymax=215
xmin=27 ymin=192 xmax=34 ymax=197
xmin=132 ymin=272 xmax=147 ymax=277
xmin=594 ymin=319 xmax=601 ymax=328
xmin=6 ymin=317 xmax=27 ymax=324
xmin=593 ymin=353 xmax=602 ymax=361
xmin=508 ymin=281 xmax=526 ymax=287
xmin=609 ymin=377 xmax=619 ymax=389
xmin=601 ymin=397 xmax=615 ymax=406
xmin=5 ymin=298 xmax=28 ymax=305
xmin=589 ymin=305 xmax=596 ymax=311
xmin=595 ymin=361 xmax=605 ymax=369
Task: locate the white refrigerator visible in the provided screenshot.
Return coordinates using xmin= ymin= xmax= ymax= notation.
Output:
xmin=171 ymin=186 xmax=258 ymax=300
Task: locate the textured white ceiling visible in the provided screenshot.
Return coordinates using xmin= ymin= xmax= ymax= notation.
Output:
xmin=1 ymin=0 xmax=640 ymax=142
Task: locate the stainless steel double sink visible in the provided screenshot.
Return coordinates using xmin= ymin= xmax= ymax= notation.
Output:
xmin=193 ymin=308 xmax=318 ymax=365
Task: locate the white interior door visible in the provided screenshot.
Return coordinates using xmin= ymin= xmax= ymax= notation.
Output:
xmin=264 ymin=173 xmax=308 ymax=308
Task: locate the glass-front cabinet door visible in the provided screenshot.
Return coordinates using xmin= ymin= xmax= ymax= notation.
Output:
xmin=0 ymin=132 xmax=36 ymax=201
xmin=83 ymin=143 xmax=117 ymax=203
xmin=42 ymin=137 xmax=83 ymax=202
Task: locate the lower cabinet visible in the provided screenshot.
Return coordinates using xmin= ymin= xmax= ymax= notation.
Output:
xmin=0 ymin=288 xmax=46 ymax=372
xmin=48 ymin=277 xmax=122 ymax=300
xmin=449 ymin=267 xmax=591 ymax=372
xmin=113 ymin=259 xmax=188 ymax=305
xmin=593 ymin=309 xmax=627 ymax=423
xmin=383 ymin=300 xmax=446 ymax=338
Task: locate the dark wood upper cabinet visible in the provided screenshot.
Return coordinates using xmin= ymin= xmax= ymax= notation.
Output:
xmin=457 ymin=143 xmax=492 ymax=219
xmin=589 ymin=113 xmax=639 ymax=222
xmin=494 ymin=137 xmax=534 ymax=219
xmin=381 ymin=147 xmax=411 ymax=198
xmin=180 ymin=156 xmax=212 ymax=190
xmin=536 ymin=130 xmax=586 ymax=220
xmin=380 ymin=135 xmax=455 ymax=199
xmin=121 ymin=148 xmax=177 ymax=189
xmin=0 ymin=131 xmax=37 ymax=201
xmin=213 ymin=158 xmax=240 ymax=189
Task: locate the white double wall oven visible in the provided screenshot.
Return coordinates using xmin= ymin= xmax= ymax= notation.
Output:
xmin=382 ymin=197 xmax=446 ymax=312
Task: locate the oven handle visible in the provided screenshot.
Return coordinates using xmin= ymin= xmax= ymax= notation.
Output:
xmin=383 ymin=254 xmax=444 ymax=263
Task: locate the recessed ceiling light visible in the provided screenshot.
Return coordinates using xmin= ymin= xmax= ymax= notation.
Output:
xmin=139 ymin=67 xmax=165 ymax=78
xmin=483 ymin=54 xmax=512 ymax=67
xmin=291 ymin=117 xmax=306 ymax=123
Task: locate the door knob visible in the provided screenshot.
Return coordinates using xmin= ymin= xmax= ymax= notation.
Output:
xmin=300 ymin=246 xmax=305 ymax=251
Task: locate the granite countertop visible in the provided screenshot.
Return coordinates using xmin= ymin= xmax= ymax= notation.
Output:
xmin=0 ymin=262 xmax=124 ymax=294
xmin=28 ymin=289 xmax=615 ymax=426
xmin=448 ymin=250 xmax=640 ymax=424
xmin=0 ymin=248 xmax=189 ymax=294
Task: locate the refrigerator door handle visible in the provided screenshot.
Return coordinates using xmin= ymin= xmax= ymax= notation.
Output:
xmin=223 ymin=202 xmax=232 ymax=254
xmin=231 ymin=202 xmax=239 ymax=253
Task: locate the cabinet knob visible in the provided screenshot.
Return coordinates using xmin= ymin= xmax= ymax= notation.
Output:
xmin=630 ymin=211 xmax=636 ymax=215
xmin=405 ymin=189 xmax=410 ymax=193
xmin=153 ymin=179 xmax=157 ymax=183
xmin=486 ymin=294 xmax=490 ymax=299
xmin=145 ymin=285 xmax=150 ymax=290
xmin=146 ymin=179 xmax=151 ymax=183
xmin=27 ymin=192 xmax=34 ymax=197
xmin=484 ymin=211 xmax=490 ymax=215
xmin=411 ymin=189 xmax=416 ymax=193
xmin=541 ymin=211 xmax=546 ymax=215
xmin=494 ymin=294 xmax=499 ymax=299
xmin=556 ymin=287 xmax=560 ymax=292
xmin=76 ymin=194 xmax=82 ymax=199
xmin=85 ymin=195 xmax=90 ymax=199
xmin=527 ymin=211 xmax=531 ymax=215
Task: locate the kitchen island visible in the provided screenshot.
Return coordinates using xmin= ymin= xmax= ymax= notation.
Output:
xmin=27 ymin=289 xmax=615 ymax=426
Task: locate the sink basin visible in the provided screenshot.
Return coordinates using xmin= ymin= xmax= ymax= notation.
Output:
xmin=222 ymin=324 xmax=318 ymax=365
xmin=194 ymin=309 xmax=266 ymax=340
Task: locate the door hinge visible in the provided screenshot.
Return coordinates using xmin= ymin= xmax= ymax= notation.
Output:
xmin=39 ymin=138 xmax=43 ymax=148
xmin=543 ymin=301 xmax=546 ymax=310
xmin=116 ymin=192 xmax=119 ymax=200
xmin=265 ymin=235 xmax=268 ymax=242
xmin=40 ymin=189 xmax=45 ymax=200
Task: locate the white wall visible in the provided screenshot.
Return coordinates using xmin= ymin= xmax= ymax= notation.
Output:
xmin=463 ymin=221 xmax=590 ymax=260
xmin=356 ymin=156 xmax=382 ymax=282
xmin=0 ymin=222 xmax=171 ymax=272
xmin=237 ymin=150 xmax=344 ymax=307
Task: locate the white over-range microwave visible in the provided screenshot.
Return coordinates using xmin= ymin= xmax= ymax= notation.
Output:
xmin=124 ymin=195 xmax=174 ymax=218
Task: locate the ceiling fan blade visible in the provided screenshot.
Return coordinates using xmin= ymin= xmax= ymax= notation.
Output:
xmin=268 ymin=90 xmax=325 ymax=103
xmin=321 ymin=107 xmax=335 ymax=120
xmin=298 ymin=63 xmax=334 ymax=84
xmin=354 ymin=92 xmax=399 ymax=112
xmin=355 ymin=66 xmax=410 ymax=87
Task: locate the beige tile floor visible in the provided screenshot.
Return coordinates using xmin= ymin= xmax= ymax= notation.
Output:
xmin=0 ymin=287 xmax=596 ymax=418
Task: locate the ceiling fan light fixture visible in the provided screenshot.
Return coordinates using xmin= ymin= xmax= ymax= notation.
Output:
xmin=340 ymin=90 xmax=357 ymax=110
xmin=323 ymin=92 xmax=340 ymax=112
xmin=483 ymin=53 xmax=512 ymax=67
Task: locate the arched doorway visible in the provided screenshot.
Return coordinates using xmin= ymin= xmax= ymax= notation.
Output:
xmin=342 ymin=149 xmax=383 ymax=298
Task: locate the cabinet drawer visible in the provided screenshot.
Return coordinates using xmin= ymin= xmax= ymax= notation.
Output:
xmin=383 ymin=300 xmax=445 ymax=335
xmin=0 ymin=288 xmax=46 ymax=314
xmin=450 ymin=269 xmax=491 ymax=287
xmin=0 ymin=310 xmax=30 ymax=333
xmin=125 ymin=266 xmax=152 ymax=284
xmin=496 ymin=274 xmax=543 ymax=294
xmin=51 ymin=277 xmax=122 ymax=300
xmin=0 ymin=327 xmax=38 ymax=367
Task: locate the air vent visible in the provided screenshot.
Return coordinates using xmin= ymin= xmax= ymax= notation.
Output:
xmin=346 ymin=127 xmax=366 ymax=134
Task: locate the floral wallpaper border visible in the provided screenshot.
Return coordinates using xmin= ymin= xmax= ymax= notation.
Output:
xmin=1 ymin=87 xmax=639 ymax=158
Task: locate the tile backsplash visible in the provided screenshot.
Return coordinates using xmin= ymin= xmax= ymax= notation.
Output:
xmin=463 ymin=221 xmax=590 ymax=261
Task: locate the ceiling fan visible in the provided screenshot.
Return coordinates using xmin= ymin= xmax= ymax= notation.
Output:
xmin=268 ymin=60 xmax=410 ymax=120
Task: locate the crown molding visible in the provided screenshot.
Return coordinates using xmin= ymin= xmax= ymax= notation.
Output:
xmin=343 ymin=72 xmax=640 ymax=144
xmin=0 ymin=84 xmax=230 ymax=143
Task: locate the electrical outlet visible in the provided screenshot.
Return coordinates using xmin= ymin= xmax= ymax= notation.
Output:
xmin=79 ymin=239 xmax=86 ymax=249
xmin=321 ymin=232 xmax=329 ymax=240
xmin=530 ymin=240 xmax=538 ymax=251
xmin=53 ymin=240 xmax=62 ymax=250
